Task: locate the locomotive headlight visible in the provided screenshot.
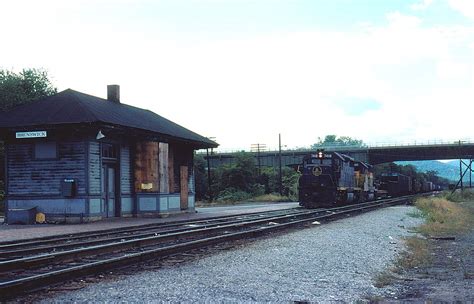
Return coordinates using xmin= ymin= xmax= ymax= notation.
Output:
xmin=318 ymin=152 xmax=323 ymax=158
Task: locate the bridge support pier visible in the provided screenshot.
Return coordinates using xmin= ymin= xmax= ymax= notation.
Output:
xmin=453 ymin=158 xmax=473 ymax=192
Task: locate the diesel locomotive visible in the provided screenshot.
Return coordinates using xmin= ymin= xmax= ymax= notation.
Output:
xmin=298 ymin=150 xmax=440 ymax=208
xmin=298 ymin=150 xmax=375 ymax=208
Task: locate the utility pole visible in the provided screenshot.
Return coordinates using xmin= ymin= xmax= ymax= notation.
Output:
xmin=278 ymin=133 xmax=282 ymax=195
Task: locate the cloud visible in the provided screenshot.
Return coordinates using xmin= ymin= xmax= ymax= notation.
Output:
xmin=410 ymin=0 xmax=433 ymax=11
xmin=0 ymin=3 xmax=473 ymax=150
xmin=448 ymin=0 xmax=474 ymax=19
xmin=386 ymin=11 xmax=422 ymax=29
xmin=333 ymin=97 xmax=382 ymax=116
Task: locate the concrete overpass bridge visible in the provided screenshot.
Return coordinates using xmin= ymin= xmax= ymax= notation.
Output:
xmin=204 ymin=140 xmax=474 ymax=168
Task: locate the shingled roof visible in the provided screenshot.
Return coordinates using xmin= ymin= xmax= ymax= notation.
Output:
xmin=0 ymin=89 xmax=217 ymax=148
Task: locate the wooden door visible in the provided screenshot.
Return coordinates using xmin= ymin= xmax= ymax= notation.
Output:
xmin=102 ymin=164 xmax=117 ymax=217
xmin=180 ymin=166 xmax=188 ymax=210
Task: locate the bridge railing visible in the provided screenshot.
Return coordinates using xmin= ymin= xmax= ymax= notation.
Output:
xmin=198 ymin=138 xmax=474 ymax=155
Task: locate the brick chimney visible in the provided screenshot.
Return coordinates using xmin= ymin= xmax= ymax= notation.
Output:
xmin=107 ymin=85 xmax=120 ymax=103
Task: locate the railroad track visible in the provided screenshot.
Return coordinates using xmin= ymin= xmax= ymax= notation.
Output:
xmin=0 ymin=196 xmax=419 ymax=300
xmin=0 ymin=207 xmax=311 ymax=259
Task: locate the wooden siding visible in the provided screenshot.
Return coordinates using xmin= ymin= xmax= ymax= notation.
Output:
xmin=134 ymin=141 xmax=159 ymax=192
xmin=171 ymin=145 xmax=193 ymax=194
xmin=89 ymin=142 xmax=101 ymax=195
xmin=158 ymin=143 xmax=169 ymax=193
xmin=8 ymin=142 xmax=86 ymax=196
xmin=120 ymin=145 xmax=132 ymax=194
xmin=168 ymin=144 xmax=175 ymax=193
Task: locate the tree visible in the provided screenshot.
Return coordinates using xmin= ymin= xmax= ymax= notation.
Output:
xmin=0 ymin=68 xmax=57 ymax=111
xmin=311 ymin=135 xmax=366 ymax=149
xmin=218 ymin=152 xmax=257 ymax=193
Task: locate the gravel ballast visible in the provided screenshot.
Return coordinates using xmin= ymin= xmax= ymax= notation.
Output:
xmin=42 ymin=205 xmax=423 ymax=303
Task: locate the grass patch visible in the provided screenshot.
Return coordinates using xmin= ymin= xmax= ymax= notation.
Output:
xmin=196 ymin=192 xmax=291 ymax=207
xmin=250 ymin=193 xmax=290 ymax=202
xmin=374 ymin=194 xmax=474 ymax=287
xmin=379 ymin=237 xmax=431 ymax=284
xmin=395 ymin=237 xmax=431 ymax=271
xmin=195 ymin=200 xmax=238 ymax=207
xmin=407 ymin=209 xmax=424 ymax=219
xmin=443 ymin=188 xmax=474 ymax=203
xmin=414 ymin=197 xmax=474 ymax=236
xmin=392 ymin=195 xmax=473 ymax=275
xmin=374 ymin=236 xmax=431 ymax=288
xmin=373 ymin=271 xmax=396 ymax=288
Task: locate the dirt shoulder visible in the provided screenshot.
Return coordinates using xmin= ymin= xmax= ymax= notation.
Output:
xmin=386 ymin=197 xmax=474 ymax=302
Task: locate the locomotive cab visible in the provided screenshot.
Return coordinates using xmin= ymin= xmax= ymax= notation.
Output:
xmin=298 ymin=152 xmax=337 ymax=206
xmin=298 ymin=151 xmax=355 ymax=208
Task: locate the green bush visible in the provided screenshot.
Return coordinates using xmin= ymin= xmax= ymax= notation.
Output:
xmin=195 ymin=151 xmax=301 ymax=203
xmin=282 ymin=167 xmax=301 ymax=201
xmin=216 ymin=188 xmax=253 ymax=202
xmin=443 ymin=189 xmax=474 ymax=203
xmin=251 ymin=183 xmax=265 ymax=197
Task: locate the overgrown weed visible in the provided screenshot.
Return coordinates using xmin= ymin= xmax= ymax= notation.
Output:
xmin=443 ymin=188 xmax=474 ymax=203
xmin=373 ymin=271 xmax=395 ymax=288
xmin=395 ymin=237 xmax=431 ymax=270
xmin=415 ymin=197 xmax=474 ymax=236
xmin=374 ymin=194 xmax=474 ymax=287
xmin=250 ymin=193 xmax=290 ymax=202
xmin=196 ymin=192 xmax=291 ymax=207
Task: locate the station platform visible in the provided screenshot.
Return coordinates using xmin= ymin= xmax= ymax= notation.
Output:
xmin=0 ymin=202 xmax=299 ymax=242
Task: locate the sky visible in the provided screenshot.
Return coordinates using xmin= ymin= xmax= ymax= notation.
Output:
xmin=1 ymin=0 xmax=473 ymax=151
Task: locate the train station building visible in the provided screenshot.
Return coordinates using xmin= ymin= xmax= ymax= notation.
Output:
xmin=0 ymin=85 xmax=217 ymax=223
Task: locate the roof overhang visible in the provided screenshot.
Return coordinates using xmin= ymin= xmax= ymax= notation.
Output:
xmin=0 ymin=122 xmax=218 ymax=149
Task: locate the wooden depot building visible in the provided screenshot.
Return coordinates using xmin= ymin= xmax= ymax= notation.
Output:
xmin=0 ymin=85 xmax=217 ymax=223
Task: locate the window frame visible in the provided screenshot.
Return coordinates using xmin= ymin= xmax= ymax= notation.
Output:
xmin=33 ymin=141 xmax=58 ymax=160
xmin=101 ymin=143 xmax=119 ymax=160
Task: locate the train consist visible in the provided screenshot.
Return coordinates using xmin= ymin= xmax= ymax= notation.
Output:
xmin=298 ymin=150 xmax=437 ymax=208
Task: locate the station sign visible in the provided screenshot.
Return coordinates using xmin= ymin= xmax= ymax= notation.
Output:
xmin=15 ymin=131 xmax=47 ymax=139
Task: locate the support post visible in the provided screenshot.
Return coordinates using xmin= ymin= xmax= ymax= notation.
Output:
xmin=470 ymin=158 xmax=472 ymax=188
xmin=460 ymin=158 xmax=464 ymax=190
xmin=278 ymin=133 xmax=282 ymax=195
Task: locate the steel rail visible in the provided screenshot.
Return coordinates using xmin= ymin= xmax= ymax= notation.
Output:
xmin=0 ymin=205 xmax=362 ymax=271
xmin=0 ymin=196 xmax=415 ymax=300
xmin=0 ymin=208 xmax=309 ymax=249
xmin=0 ymin=198 xmax=397 ymax=260
xmin=0 ymin=208 xmax=314 ymax=257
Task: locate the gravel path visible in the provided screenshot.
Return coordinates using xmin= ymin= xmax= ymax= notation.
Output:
xmin=42 ymin=206 xmax=422 ymax=303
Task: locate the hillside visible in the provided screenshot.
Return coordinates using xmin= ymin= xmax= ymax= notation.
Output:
xmin=395 ymin=160 xmax=460 ymax=182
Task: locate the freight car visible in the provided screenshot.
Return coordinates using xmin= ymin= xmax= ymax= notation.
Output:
xmin=422 ymin=181 xmax=435 ymax=192
xmin=378 ymin=173 xmax=412 ymax=197
xmin=298 ymin=150 xmax=375 ymax=208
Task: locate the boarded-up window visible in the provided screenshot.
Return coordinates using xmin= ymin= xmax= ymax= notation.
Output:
xmin=171 ymin=146 xmax=193 ymax=194
xmin=134 ymin=141 xmax=159 ymax=192
xmin=34 ymin=142 xmax=57 ymax=159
